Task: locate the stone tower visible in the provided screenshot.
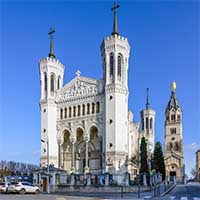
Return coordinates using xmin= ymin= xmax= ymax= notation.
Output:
xmin=164 ymin=81 xmax=184 ymax=182
xmin=101 ymin=2 xmax=130 ymax=174
xmin=140 ymin=88 xmax=155 ymax=154
xmin=39 ymin=29 xmax=64 ymax=167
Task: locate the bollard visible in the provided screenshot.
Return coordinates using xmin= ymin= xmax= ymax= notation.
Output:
xmin=121 ymin=186 xmax=123 ymax=198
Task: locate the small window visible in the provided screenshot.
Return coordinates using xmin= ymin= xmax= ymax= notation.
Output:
xmin=60 ymin=108 xmax=63 ymax=119
xmin=170 ymin=128 xmax=176 ymax=134
xmin=50 ymin=74 xmax=55 ymax=93
xmin=78 ymin=105 xmax=81 ymax=116
xmin=57 ymin=76 xmax=61 ymax=90
xmin=109 ymin=119 xmax=113 ymax=124
xmin=150 ymin=118 xmax=153 ymax=129
xmin=73 ymin=106 xmax=76 ymax=117
xmin=171 ymin=114 xmax=175 ymax=121
xmin=177 ymin=114 xmax=181 ymax=121
xmin=44 ymin=73 xmax=47 ymax=92
xmin=109 ymin=95 xmax=113 ymax=100
xmin=92 ymin=103 xmax=95 ymax=114
xmin=87 ymin=103 xmax=90 ymax=115
xmin=43 ymin=109 xmax=46 ymax=112
xmin=118 ymin=54 xmax=122 ymax=77
xmin=43 ymin=129 xmax=46 ymax=133
xmin=69 ymin=107 xmax=72 ymax=118
xmin=146 ymin=117 xmax=149 ymax=129
xmin=110 ymin=54 xmax=114 ymax=77
xmin=82 ymin=104 xmax=85 ymax=115
xmin=64 ymin=108 xmax=67 ymax=118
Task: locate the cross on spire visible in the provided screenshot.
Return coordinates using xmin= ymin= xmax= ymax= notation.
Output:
xmin=111 ymin=1 xmax=120 ymax=35
xmin=48 ymin=28 xmax=55 ymax=58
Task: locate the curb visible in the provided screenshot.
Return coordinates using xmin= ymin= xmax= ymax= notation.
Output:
xmin=160 ymin=183 xmax=176 ymax=197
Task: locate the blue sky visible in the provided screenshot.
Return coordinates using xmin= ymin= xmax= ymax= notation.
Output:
xmin=0 ymin=0 xmax=199 ymax=177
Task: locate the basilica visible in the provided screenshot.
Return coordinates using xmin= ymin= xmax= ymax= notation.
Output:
xmin=39 ymin=3 xmax=183 ymax=184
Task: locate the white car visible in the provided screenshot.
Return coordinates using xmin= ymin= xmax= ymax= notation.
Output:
xmin=8 ymin=182 xmax=40 ymax=194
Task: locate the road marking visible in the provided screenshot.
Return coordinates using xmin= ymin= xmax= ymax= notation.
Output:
xmin=56 ymin=198 xmax=65 ymax=200
xmin=169 ymin=196 xmax=176 ymax=200
xmin=181 ymin=197 xmax=188 ymax=200
xmin=193 ymin=198 xmax=200 ymax=200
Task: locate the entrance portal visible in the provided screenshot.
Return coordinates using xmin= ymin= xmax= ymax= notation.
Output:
xmin=170 ymin=171 xmax=176 ymax=181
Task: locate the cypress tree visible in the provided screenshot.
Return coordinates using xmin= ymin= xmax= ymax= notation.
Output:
xmin=152 ymin=142 xmax=166 ymax=180
xmin=140 ymin=137 xmax=149 ymax=173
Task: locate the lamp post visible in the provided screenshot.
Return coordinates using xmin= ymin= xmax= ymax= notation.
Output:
xmin=41 ymin=136 xmax=50 ymax=194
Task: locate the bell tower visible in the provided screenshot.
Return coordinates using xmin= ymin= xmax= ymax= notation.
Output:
xmin=164 ymin=81 xmax=184 ymax=182
xmin=140 ymin=88 xmax=155 ymax=154
xmin=101 ymin=2 xmax=130 ymax=174
xmin=39 ymin=29 xmax=64 ymax=167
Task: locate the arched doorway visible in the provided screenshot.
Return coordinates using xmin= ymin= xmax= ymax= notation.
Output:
xmin=89 ymin=126 xmax=101 ymax=173
xmin=62 ymin=130 xmax=71 ymax=171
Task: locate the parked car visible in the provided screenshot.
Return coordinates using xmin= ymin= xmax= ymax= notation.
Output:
xmin=0 ymin=182 xmax=9 ymax=193
xmin=8 ymin=182 xmax=40 ymax=194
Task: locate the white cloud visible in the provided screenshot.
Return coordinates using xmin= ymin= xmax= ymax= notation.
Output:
xmin=32 ymin=150 xmax=40 ymax=155
xmin=185 ymin=142 xmax=200 ymax=150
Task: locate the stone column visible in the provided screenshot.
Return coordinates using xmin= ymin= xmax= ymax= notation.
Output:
xmin=84 ymin=134 xmax=89 ymax=173
xmin=70 ymin=138 xmax=75 ymax=173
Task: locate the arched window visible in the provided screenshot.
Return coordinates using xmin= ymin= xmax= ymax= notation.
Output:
xmin=60 ymin=108 xmax=63 ymax=119
xmin=146 ymin=117 xmax=149 ymax=129
xmin=87 ymin=103 xmax=90 ymax=115
xmin=64 ymin=108 xmax=67 ymax=118
xmin=169 ymin=142 xmax=173 ymax=151
xmin=110 ymin=54 xmax=114 ymax=77
xmin=73 ymin=106 xmax=76 ymax=117
xmin=142 ymin=118 xmax=144 ymax=130
xmin=50 ymin=74 xmax=55 ymax=93
xmin=118 ymin=54 xmax=122 ymax=77
xmin=92 ymin=103 xmax=95 ymax=114
xmin=78 ymin=105 xmax=81 ymax=116
xmin=69 ymin=107 xmax=72 ymax=118
xmin=82 ymin=104 xmax=85 ymax=116
xmin=96 ymin=102 xmax=100 ymax=113
xmin=44 ymin=72 xmax=47 ymax=92
xmin=150 ymin=118 xmax=153 ymax=129
xmin=175 ymin=142 xmax=179 ymax=151
xmin=57 ymin=76 xmax=61 ymax=90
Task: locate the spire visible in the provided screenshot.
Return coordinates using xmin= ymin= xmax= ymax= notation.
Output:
xmin=48 ymin=28 xmax=55 ymax=58
xmin=166 ymin=81 xmax=181 ymax=111
xmin=146 ymin=88 xmax=150 ymax=109
xmin=111 ymin=1 xmax=120 ymax=36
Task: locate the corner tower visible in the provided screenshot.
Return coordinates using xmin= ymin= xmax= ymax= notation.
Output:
xmin=140 ymin=88 xmax=155 ymax=154
xmin=101 ymin=2 xmax=130 ymax=174
xmin=39 ymin=29 xmax=64 ymax=167
xmin=164 ymin=81 xmax=184 ymax=182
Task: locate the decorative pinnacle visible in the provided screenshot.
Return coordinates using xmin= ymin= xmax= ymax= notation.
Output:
xmin=111 ymin=1 xmax=120 ymax=35
xmin=146 ymin=88 xmax=150 ymax=109
xmin=48 ymin=28 xmax=55 ymax=58
xmin=171 ymin=81 xmax=176 ymax=92
xmin=76 ymin=70 xmax=81 ymax=77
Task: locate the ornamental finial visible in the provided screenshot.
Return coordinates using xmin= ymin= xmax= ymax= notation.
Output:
xmin=171 ymin=81 xmax=176 ymax=92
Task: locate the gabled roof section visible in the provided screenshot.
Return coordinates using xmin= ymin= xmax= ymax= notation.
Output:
xmin=57 ymin=74 xmax=102 ymax=101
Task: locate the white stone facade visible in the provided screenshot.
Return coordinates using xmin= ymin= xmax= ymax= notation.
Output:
xmin=39 ymin=19 xmax=155 ymax=183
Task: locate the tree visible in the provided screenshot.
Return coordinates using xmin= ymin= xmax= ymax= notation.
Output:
xmin=140 ymin=137 xmax=149 ymax=173
xmin=152 ymin=142 xmax=166 ymax=181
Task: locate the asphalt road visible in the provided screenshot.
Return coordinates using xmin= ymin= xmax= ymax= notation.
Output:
xmin=155 ymin=182 xmax=200 ymax=200
xmin=0 ymin=182 xmax=199 ymax=200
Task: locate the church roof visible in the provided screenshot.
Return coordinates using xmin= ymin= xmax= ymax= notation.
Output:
xmin=166 ymin=91 xmax=181 ymax=112
xmin=165 ymin=81 xmax=181 ymax=112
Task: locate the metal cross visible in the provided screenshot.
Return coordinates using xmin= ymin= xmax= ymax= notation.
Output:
xmin=111 ymin=1 xmax=120 ymax=12
xmin=48 ymin=28 xmax=55 ymax=39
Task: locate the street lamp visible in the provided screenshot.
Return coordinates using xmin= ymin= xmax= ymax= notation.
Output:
xmin=41 ymin=136 xmax=50 ymax=194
